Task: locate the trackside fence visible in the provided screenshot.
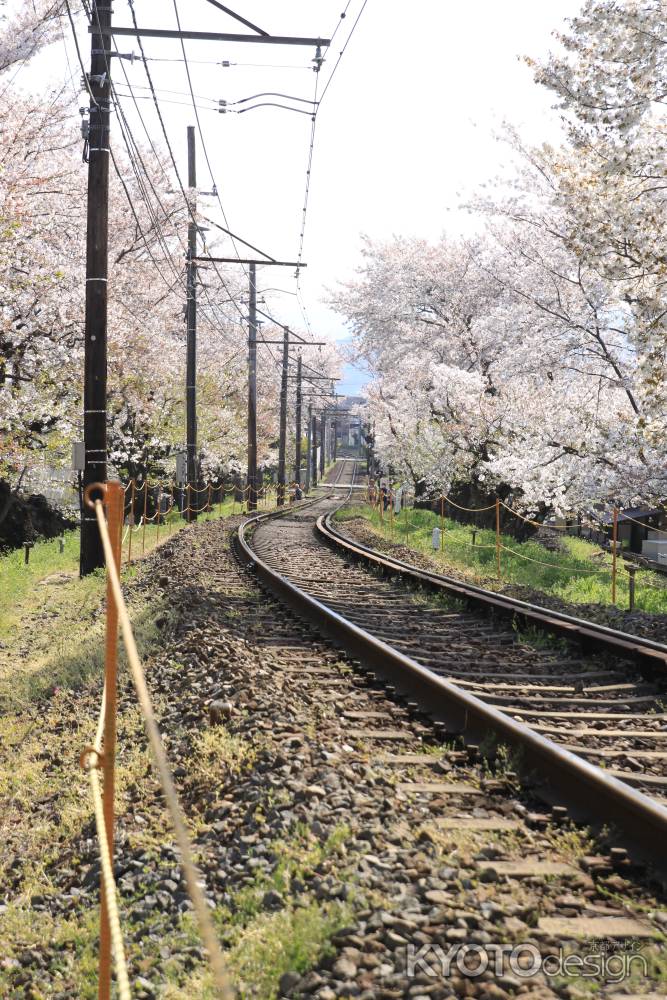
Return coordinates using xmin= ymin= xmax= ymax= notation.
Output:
xmin=366 ymin=485 xmax=667 ymax=611
xmin=82 ymin=481 xmax=235 ymax=1000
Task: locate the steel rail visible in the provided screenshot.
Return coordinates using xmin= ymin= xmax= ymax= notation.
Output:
xmin=236 ymin=482 xmax=667 ymax=866
xmin=318 ymin=512 xmax=667 ymax=674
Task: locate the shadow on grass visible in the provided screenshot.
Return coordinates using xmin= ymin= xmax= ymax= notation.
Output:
xmin=0 ymin=590 xmax=174 ymax=715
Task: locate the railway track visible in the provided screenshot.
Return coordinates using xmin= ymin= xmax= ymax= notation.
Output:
xmin=238 ymin=459 xmax=667 ymax=865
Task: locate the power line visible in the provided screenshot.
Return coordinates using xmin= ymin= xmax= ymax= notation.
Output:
xmin=112 ymin=88 xmax=219 ymax=113
xmin=292 ymin=0 xmax=370 ymax=340
xmin=318 ymin=0 xmax=370 ymax=105
xmin=170 ymin=0 xmax=330 ymax=371
xmin=70 ymin=0 xmax=240 ymax=343
xmin=125 ymin=0 xmax=247 ymax=326
xmin=172 ymin=0 xmax=246 ymax=273
xmin=99 ymin=10 xmax=239 ymax=333
xmin=88 ymin=0 xmax=339 ymax=381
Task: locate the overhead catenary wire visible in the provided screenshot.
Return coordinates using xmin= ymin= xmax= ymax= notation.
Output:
xmin=65 ymin=1 xmax=192 ymax=300
xmin=68 ymin=0 xmax=239 ymax=340
xmin=292 ymin=0 xmax=370 ymax=336
xmin=129 ymin=0 xmax=346 ymax=359
xmin=125 ymin=0 xmax=247 ymax=323
xmin=126 ymin=0 xmax=305 ymax=345
xmin=171 ymin=0 xmax=249 ymax=279
xmin=72 ymin=1 xmax=342 ymax=404
xmin=101 ymin=12 xmax=242 ymax=335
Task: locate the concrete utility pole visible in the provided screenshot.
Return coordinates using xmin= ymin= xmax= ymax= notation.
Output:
xmin=81 ymin=0 xmax=112 ymax=576
xmin=294 ymin=354 xmax=302 ymax=486
xmin=185 ymin=126 xmax=198 ymax=515
xmin=277 ymin=327 xmax=289 ymax=505
xmin=247 ymin=262 xmax=258 ymax=510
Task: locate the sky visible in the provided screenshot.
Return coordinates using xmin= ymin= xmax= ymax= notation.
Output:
xmin=34 ymin=0 xmax=584 ymax=394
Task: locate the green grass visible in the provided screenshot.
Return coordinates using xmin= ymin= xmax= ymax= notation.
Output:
xmin=338 ymin=505 xmax=667 ymax=613
xmin=0 ymin=496 xmax=245 ymax=712
xmin=0 ymin=498 xmax=242 ymax=638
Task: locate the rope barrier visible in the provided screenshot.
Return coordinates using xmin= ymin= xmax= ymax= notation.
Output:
xmin=442 ymin=537 xmax=498 ymax=551
xmin=89 ymin=486 xmax=234 ymax=1000
xmin=81 ymin=687 xmax=132 ymax=999
xmin=498 ymin=501 xmax=606 ymax=536
xmin=616 ymin=510 xmax=667 ymax=534
xmin=498 ymin=542 xmax=608 ymax=575
xmin=441 ymin=494 xmax=497 ymax=513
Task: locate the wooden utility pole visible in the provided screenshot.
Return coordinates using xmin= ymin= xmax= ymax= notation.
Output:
xmin=332 ymin=394 xmax=338 ymax=461
xmin=295 ymin=354 xmax=302 ymax=486
xmin=305 ymin=401 xmax=312 ymax=492
xmin=81 ymin=0 xmax=112 ymax=576
xmin=185 ymin=126 xmax=198 ymax=516
xmin=247 ymin=262 xmax=258 ymax=510
xmin=319 ymin=409 xmax=326 ymax=477
xmin=310 ymin=407 xmax=318 ymax=488
xmin=277 ymin=327 xmax=289 ymax=506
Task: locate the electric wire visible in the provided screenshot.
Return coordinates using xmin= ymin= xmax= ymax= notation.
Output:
xmin=113 ymin=79 xmax=221 ymax=104
xmin=293 ymin=0 xmax=370 ymax=336
xmin=60 ymin=5 xmax=195 ymax=328
xmin=169 ymin=0 xmax=334 ymax=376
xmin=100 ymin=14 xmax=239 ymax=334
xmin=70 ymin=0 xmax=240 ymax=344
xmin=171 ymin=0 xmax=248 ymax=276
xmin=77 ymin=0 xmax=339 ymax=388
xmin=125 ymin=0 xmax=248 ymax=327
xmin=112 ymin=88 xmax=220 ymax=112
xmin=318 ymin=0 xmax=370 ymax=105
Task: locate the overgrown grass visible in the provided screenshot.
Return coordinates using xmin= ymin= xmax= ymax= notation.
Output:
xmin=338 ymin=505 xmax=667 ymax=613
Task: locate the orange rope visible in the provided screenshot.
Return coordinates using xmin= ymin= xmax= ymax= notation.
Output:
xmin=616 ymin=510 xmax=667 ymax=534
xmin=441 ymin=494 xmax=496 ymax=513
xmin=498 ymin=542 xmax=608 ymax=575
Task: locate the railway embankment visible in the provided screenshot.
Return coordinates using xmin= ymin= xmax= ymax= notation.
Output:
xmin=2 ymin=500 xmax=667 ymax=997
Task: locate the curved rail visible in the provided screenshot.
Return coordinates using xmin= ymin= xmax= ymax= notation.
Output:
xmin=236 ymin=487 xmax=667 ymax=866
xmin=318 ymin=510 xmax=667 ymax=674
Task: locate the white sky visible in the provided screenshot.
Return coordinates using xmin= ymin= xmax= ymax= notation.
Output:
xmin=32 ymin=0 xmax=584 ymax=391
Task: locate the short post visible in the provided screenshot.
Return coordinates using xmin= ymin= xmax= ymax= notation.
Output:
xmin=141 ymin=478 xmax=149 ymax=555
xmin=432 ymin=526 xmax=441 ymax=550
xmin=127 ymin=479 xmax=136 ymax=565
xmin=207 ymin=481 xmax=212 ymax=515
xmin=23 ymin=541 xmax=33 ymax=564
xmin=495 ymin=498 xmax=501 ymax=581
xmin=97 ymin=480 xmax=123 ymax=1000
xmin=626 ymin=564 xmax=636 ymax=611
xmin=59 ymin=537 xmax=65 ymax=554
xmin=612 ymin=506 xmax=619 ymax=604
xmin=186 ymin=483 xmax=191 ymax=523
xmin=440 ymin=496 xmax=445 ymax=552
xmin=471 ymin=529 xmax=477 ymax=547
